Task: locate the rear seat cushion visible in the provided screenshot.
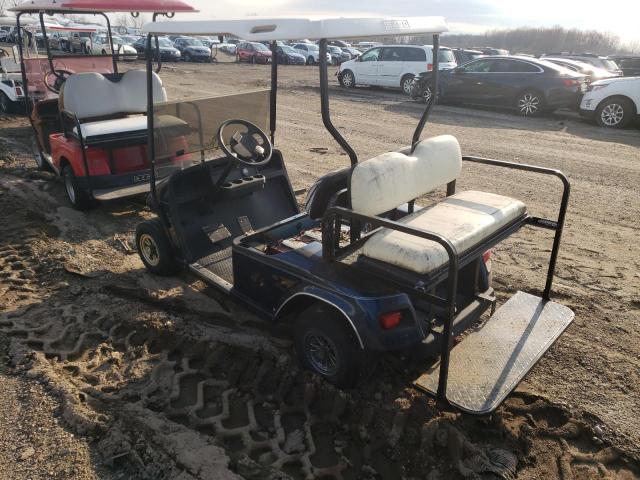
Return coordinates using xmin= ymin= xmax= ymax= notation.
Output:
xmin=362 ymin=190 xmax=526 ymax=274
xmin=350 ymin=135 xmax=461 ymax=216
xmin=73 ymin=115 xmax=188 ymax=143
xmin=61 ymin=69 xmax=167 ymax=120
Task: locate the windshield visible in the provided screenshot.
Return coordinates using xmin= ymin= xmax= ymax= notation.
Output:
xmin=328 ymin=46 xmax=341 ymax=53
xmin=158 ymin=38 xmax=174 ymax=47
xmin=602 ymin=59 xmax=619 ymax=70
xmin=152 ymin=90 xmax=270 ymax=181
xmin=111 ymin=36 xmax=123 ymax=44
xmin=253 ymin=43 xmax=269 ymax=51
xmin=182 ymin=38 xmax=203 ymax=46
xmin=79 ymin=32 xmax=92 ymax=38
xmin=305 ymin=44 xmax=319 ymax=51
xmin=281 ymin=46 xmax=296 ymax=54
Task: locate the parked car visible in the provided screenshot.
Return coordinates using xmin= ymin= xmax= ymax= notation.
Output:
xmin=276 ymin=45 xmax=305 ymax=65
xmin=292 ymin=43 xmax=330 ymax=65
xmin=132 ymin=36 xmax=181 ymax=61
xmin=236 ymin=41 xmax=272 ymax=64
xmin=608 ymin=56 xmax=640 ymax=77
xmin=411 ymin=56 xmax=587 ymax=116
xmin=342 ymin=47 xmax=361 ymax=59
xmin=69 ymin=31 xmax=93 ymax=53
xmin=0 ymin=26 xmax=11 ymax=42
xmin=541 ymin=53 xmax=623 ymax=77
xmin=338 ymin=44 xmax=457 ymax=95
xmin=218 ymin=42 xmax=237 ymax=55
xmin=173 ymin=37 xmax=211 ymax=62
xmin=326 ymin=39 xmax=350 ymax=48
xmin=472 ymin=47 xmax=509 ymax=55
xmin=543 ymin=57 xmax=616 ymax=82
xmin=48 ymin=31 xmax=70 ymax=51
xmin=327 ymin=45 xmax=350 ymax=65
xmin=118 ymin=34 xmax=139 ymax=46
xmin=451 ymin=48 xmax=483 ymax=65
xmin=579 ymin=76 xmax=640 ymax=128
xmin=89 ymin=34 xmax=136 ymax=60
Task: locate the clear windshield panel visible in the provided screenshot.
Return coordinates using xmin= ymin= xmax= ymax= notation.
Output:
xmin=152 ymin=89 xmax=270 ymax=182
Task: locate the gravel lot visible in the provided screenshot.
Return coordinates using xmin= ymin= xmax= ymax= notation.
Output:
xmin=0 ymin=60 xmax=639 ymax=479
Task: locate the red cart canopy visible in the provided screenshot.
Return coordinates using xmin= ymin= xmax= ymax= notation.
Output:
xmin=10 ymin=0 xmax=197 ymax=13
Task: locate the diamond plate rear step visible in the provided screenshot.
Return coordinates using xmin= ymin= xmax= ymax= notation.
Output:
xmin=414 ymin=291 xmax=574 ymax=414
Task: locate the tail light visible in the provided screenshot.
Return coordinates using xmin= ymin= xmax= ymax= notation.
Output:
xmin=562 ymin=79 xmax=580 ymax=87
xmin=427 ymin=63 xmax=433 ymax=71
xmin=482 ymin=250 xmax=492 ymax=263
xmin=15 ymin=86 xmax=23 ymax=96
xmin=379 ymin=311 xmax=403 ymax=330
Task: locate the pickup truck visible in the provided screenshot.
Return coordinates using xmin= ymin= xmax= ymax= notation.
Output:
xmin=69 ymin=31 xmax=94 ymax=54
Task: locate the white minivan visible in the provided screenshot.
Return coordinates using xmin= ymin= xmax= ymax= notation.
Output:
xmin=338 ymin=44 xmax=457 ymax=94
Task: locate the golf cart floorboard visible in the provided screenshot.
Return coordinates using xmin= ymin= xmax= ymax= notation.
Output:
xmin=193 ymin=247 xmax=234 ymax=284
xmin=414 ymin=291 xmax=574 ymax=414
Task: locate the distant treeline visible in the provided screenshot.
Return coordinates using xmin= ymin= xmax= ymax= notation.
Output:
xmin=359 ymin=27 xmax=639 ymax=55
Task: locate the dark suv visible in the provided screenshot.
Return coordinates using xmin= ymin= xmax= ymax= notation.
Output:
xmin=608 ymin=56 xmax=640 ymax=77
xmin=412 ymin=56 xmax=587 ymax=116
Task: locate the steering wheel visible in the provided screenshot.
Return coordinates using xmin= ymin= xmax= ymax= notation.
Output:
xmin=44 ymin=69 xmax=74 ymax=94
xmin=217 ymin=119 xmax=272 ymax=167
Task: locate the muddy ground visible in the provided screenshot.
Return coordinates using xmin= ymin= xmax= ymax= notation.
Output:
xmin=0 ymin=60 xmax=639 ymax=479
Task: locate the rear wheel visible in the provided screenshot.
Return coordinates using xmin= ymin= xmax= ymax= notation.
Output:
xmin=401 ymin=74 xmax=415 ymax=95
xmin=294 ymin=304 xmax=367 ymax=387
xmin=596 ymin=97 xmax=634 ymax=128
xmin=339 ymin=70 xmax=355 ymax=88
xmin=516 ymin=90 xmax=544 ymax=116
xmin=307 ymin=56 xmax=314 ymax=65
xmin=136 ymin=218 xmax=179 ymax=275
xmin=62 ymin=165 xmax=95 ymax=210
xmin=251 ymin=55 xmax=256 ymax=64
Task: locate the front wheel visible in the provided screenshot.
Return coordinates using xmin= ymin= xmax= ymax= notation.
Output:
xmin=0 ymin=91 xmax=14 ymax=114
xmin=62 ymin=165 xmax=95 ymax=210
xmin=294 ymin=305 xmax=368 ymax=387
xmin=596 ymin=97 xmax=634 ymax=128
xmin=184 ymin=53 xmax=191 ymax=62
xmin=401 ymin=74 xmax=415 ymax=96
xmin=307 ymin=56 xmax=314 ymax=65
xmin=339 ymin=70 xmax=355 ymax=88
xmin=136 ymin=219 xmax=179 ymax=275
xmin=516 ymin=90 xmax=544 ymax=116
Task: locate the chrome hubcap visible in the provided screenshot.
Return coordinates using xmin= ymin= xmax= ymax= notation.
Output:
xmin=305 ymin=333 xmax=338 ymax=376
xmin=64 ymin=174 xmax=76 ymax=203
xmin=139 ymin=234 xmax=160 ymax=266
xmin=422 ymin=86 xmax=432 ymax=103
xmin=518 ymin=93 xmax=540 ymax=115
xmin=601 ymin=103 xmax=624 ymax=126
xmin=343 ymin=73 xmax=353 ymax=86
xmin=403 ymin=78 xmax=413 ymax=94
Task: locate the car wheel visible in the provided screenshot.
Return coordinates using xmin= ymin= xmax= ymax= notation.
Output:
xmin=421 ymin=84 xmax=433 ymax=104
xmin=401 ymin=74 xmax=415 ymax=96
xmin=516 ymin=90 xmax=544 ymax=116
xmin=0 ymin=91 xmax=13 ymax=114
xmin=251 ymin=55 xmax=256 ymax=64
xmin=339 ymin=70 xmax=355 ymax=88
xmin=135 ymin=218 xmax=179 ymax=275
xmin=184 ymin=52 xmax=191 ymax=62
xmin=307 ymin=56 xmax=314 ymax=65
xmin=62 ymin=165 xmax=95 ymax=210
xmin=596 ymin=97 xmax=634 ymax=128
xmin=294 ymin=304 xmax=367 ymax=387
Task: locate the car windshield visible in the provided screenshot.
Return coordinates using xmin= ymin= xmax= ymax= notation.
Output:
xmin=328 ymin=46 xmax=341 ymax=53
xmin=182 ymin=38 xmax=203 ymax=46
xmin=79 ymin=32 xmax=92 ymax=38
xmin=602 ymin=59 xmax=619 ymax=70
xmin=111 ymin=36 xmax=123 ymax=44
xmin=158 ymin=38 xmax=174 ymax=47
xmin=281 ymin=45 xmax=296 ymax=54
xmin=305 ymin=44 xmax=319 ymax=51
xmin=253 ymin=43 xmax=269 ymax=51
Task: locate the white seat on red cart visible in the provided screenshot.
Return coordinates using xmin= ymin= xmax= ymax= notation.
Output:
xmin=60 ymin=70 xmax=180 ymax=143
xmin=352 ymin=135 xmax=526 ymax=274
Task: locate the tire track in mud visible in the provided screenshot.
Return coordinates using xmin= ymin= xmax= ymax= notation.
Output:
xmin=2 ymin=296 xmax=639 ymax=480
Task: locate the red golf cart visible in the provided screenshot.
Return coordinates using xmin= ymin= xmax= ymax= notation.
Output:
xmin=11 ymin=0 xmax=197 ymax=209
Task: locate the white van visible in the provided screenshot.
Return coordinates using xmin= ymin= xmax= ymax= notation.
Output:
xmin=338 ymin=44 xmax=457 ymax=94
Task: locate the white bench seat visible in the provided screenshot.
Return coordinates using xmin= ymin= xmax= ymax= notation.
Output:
xmin=73 ymin=115 xmax=188 ymax=144
xmin=362 ymin=190 xmax=526 ymax=274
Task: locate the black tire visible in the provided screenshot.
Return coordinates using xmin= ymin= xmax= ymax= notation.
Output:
xmin=339 ymin=70 xmax=355 ymax=88
xmin=401 ymin=74 xmax=415 ymax=96
xmin=515 ymin=90 xmax=544 ymax=117
xmin=595 ymin=97 xmax=635 ymax=128
xmin=184 ymin=52 xmax=191 ymax=62
xmin=307 ymin=56 xmax=314 ymax=65
xmin=0 ymin=91 xmax=14 ymax=114
xmin=62 ymin=165 xmax=95 ymax=210
xmin=251 ymin=55 xmax=256 ymax=64
xmin=294 ymin=304 xmax=367 ymax=387
xmin=135 ymin=218 xmax=179 ymax=275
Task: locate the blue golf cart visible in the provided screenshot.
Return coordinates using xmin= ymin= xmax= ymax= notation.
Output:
xmin=135 ymin=17 xmax=574 ymax=414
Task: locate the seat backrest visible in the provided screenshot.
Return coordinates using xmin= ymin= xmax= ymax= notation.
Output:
xmin=350 ymin=135 xmax=462 ymax=216
xmin=60 ymin=69 xmax=167 ymax=120
xmin=0 ymin=56 xmax=20 ymax=73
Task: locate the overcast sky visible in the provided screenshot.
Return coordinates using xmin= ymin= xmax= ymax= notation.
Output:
xmin=177 ymin=0 xmax=639 ymax=43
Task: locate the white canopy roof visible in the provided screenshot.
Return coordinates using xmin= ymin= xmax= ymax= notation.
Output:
xmin=142 ymin=16 xmax=448 ymax=41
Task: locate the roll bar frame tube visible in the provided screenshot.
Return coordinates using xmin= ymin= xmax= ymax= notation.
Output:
xmin=411 ymin=33 xmax=439 ymax=152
